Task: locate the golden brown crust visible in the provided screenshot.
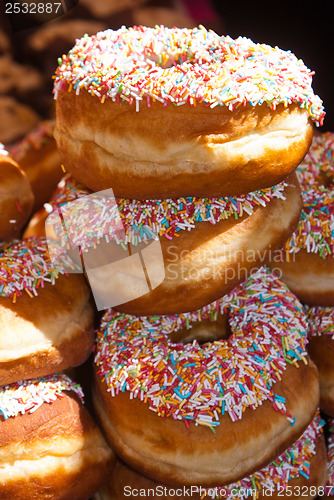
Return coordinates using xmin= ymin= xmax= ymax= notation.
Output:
xmin=55 ymin=90 xmax=313 ymax=198
xmin=23 ymin=206 xmax=48 ymax=239
xmin=0 ymin=274 xmax=95 ymax=385
xmin=93 ymin=359 xmax=319 ymax=487
xmin=308 ymin=335 xmax=334 ymax=417
xmin=113 ymin=173 xmax=302 ymax=315
xmin=0 ymin=391 xmax=115 ymax=500
xmin=269 ymin=251 xmax=334 ymax=306
xmin=0 ymin=152 xmax=34 ymax=240
xmin=95 ymin=430 xmax=326 ymax=500
xmin=15 ymin=133 xmax=63 ymax=213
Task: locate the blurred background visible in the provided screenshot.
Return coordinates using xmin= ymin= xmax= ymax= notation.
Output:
xmin=0 ymin=0 xmax=332 ymax=147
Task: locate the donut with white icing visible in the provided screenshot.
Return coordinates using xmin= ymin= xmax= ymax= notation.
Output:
xmin=53 ymin=26 xmax=324 ymax=198
xmin=0 ymin=236 xmax=95 ymax=385
xmin=0 ymin=143 xmax=34 ymax=241
xmin=93 ymin=267 xmax=320 ymax=485
xmin=269 ymin=133 xmax=334 ymax=306
xmin=0 ymin=374 xmax=114 ymax=499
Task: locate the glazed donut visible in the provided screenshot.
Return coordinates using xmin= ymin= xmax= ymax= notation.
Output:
xmin=0 ymin=236 xmax=95 ymax=385
xmin=0 ymin=143 xmax=34 ymax=241
xmin=27 ymin=172 xmax=302 ymax=314
xmin=93 ymin=267 xmax=320 ymax=486
xmin=94 ymin=414 xmax=326 ymax=500
xmin=306 ymin=306 xmax=334 ymax=417
xmin=0 ymin=373 xmax=114 ymax=500
xmin=269 ymin=133 xmax=334 ymax=306
xmin=53 ymin=25 xmax=324 ymax=199
xmin=9 ymin=120 xmax=63 ymax=212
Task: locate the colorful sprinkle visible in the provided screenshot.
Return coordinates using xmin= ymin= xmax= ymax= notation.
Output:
xmin=326 ymin=418 xmax=334 ymax=489
xmin=306 ymin=305 xmax=334 ymax=338
xmin=0 ymin=236 xmax=80 ymax=300
xmin=284 ymin=133 xmax=334 ymax=259
xmin=0 ymin=374 xmax=84 ymax=420
xmin=95 ymin=267 xmax=309 ymax=428
xmin=9 ymin=120 xmax=56 ymax=162
xmin=0 ymin=143 xmax=9 ymax=156
xmin=53 ymin=26 xmax=324 ymax=125
xmin=48 ymin=174 xmax=288 ymax=252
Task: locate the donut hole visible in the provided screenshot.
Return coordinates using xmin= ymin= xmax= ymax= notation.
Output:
xmin=169 ymin=313 xmax=231 ymax=345
xmin=320 ymin=167 xmax=334 ymax=187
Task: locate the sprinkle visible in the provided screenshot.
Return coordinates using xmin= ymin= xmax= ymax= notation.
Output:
xmin=0 ymin=143 xmax=9 ymax=156
xmin=306 ymin=305 xmax=334 ymax=338
xmin=0 ymin=374 xmax=84 ymax=420
xmin=9 ymin=120 xmax=56 ymax=162
xmin=48 ymin=174 xmax=289 ymax=253
xmin=0 ymin=237 xmax=80 ymax=300
xmin=326 ymin=417 xmax=334 ymax=488
xmin=284 ymin=133 xmax=334 ymax=259
xmin=95 ymin=267 xmax=309 ymax=429
xmin=53 ymin=26 xmax=324 ymax=125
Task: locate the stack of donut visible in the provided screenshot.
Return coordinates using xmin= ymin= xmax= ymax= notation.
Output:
xmin=0 ymin=145 xmax=113 ymax=496
xmin=0 ymin=234 xmax=113 ymax=499
xmin=38 ymin=25 xmax=329 ymax=498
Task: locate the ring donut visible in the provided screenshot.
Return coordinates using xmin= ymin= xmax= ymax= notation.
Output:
xmin=93 ymin=267 xmax=319 ymax=486
xmin=53 ymin=26 xmax=324 ymax=198
xmin=0 ymin=143 xmax=34 ymax=241
xmin=0 ymin=373 xmax=113 ymax=500
xmin=25 ymin=173 xmax=302 ymax=315
xmin=270 ymin=133 xmax=334 ymax=306
xmin=0 ymin=236 xmax=95 ymax=385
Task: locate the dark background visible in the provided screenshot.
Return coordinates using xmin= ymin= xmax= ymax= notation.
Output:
xmin=212 ymin=0 xmax=334 ymax=131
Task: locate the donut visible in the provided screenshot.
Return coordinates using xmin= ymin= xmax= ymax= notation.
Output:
xmin=0 ymin=143 xmax=34 ymax=241
xmin=269 ymin=133 xmax=334 ymax=306
xmin=0 ymin=373 xmax=114 ymax=499
xmin=0 ymin=96 xmax=40 ymax=145
xmin=94 ymin=414 xmax=326 ymax=500
xmin=26 ymin=172 xmax=302 ymax=314
xmin=306 ymin=306 xmax=334 ymax=417
xmin=27 ymin=19 xmax=107 ymax=84
xmin=0 ymin=54 xmax=45 ymax=108
xmin=9 ymin=120 xmax=63 ymax=212
xmin=93 ymin=267 xmax=320 ymax=486
xmin=53 ymin=26 xmax=324 ymax=199
xmin=0 ymin=236 xmax=95 ymax=385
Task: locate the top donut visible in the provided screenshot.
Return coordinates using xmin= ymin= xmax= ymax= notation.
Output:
xmin=53 ymin=26 xmax=325 ymax=198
